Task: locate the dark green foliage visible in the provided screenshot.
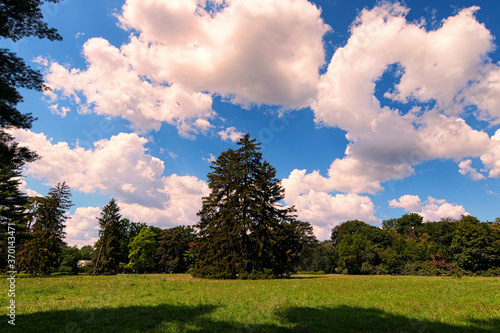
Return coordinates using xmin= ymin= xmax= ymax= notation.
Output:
xmin=394 ymin=213 xmax=423 ymax=237
xmin=118 ymin=218 xmax=147 ymax=264
xmin=58 ymin=245 xmax=80 ymax=275
xmin=0 ymin=0 xmax=62 ymax=41
xmin=93 ymin=198 xmax=125 ymax=275
xmin=0 ymin=0 xmax=62 ymax=131
xmin=298 ymin=241 xmax=337 ymax=273
xmin=20 ymin=182 xmax=72 ymax=275
xmin=300 ymin=214 xmax=500 ymax=276
xmin=79 ymin=245 xmax=94 ymax=260
xmin=193 ymin=134 xmax=314 ymax=279
xmin=449 ymin=215 xmax=500 ymax=273
xmin=156 ymin=225 xmax=196 ymax=273
xmin=0 ymin=49 xmax=43 ymax=128
xmin=0 ymin=131 xmax=39 ymax=271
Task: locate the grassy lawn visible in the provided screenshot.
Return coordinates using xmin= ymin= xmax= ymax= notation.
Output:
xmin=1 ymin=274 xmax=499 ymax=332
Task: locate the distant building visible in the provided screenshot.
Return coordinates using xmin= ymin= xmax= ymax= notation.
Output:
xmin=77 ymin=260 xmax=92 ymax=268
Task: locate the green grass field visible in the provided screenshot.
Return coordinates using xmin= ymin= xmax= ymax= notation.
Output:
xmin=1 ymin=274 xmax=499 ymax=332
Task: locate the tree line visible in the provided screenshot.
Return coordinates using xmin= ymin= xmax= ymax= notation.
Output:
xmin=1 ymin=1 xmax=499 ymax=279
xmin=3 ymin=133 xmax=499 ymax=278
xmin=298 ymin=214 xmax=500 ymax=277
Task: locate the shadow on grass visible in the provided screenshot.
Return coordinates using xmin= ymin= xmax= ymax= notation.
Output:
xmin=277 ymin=306 xmax=500 ymax=333
xmin=8 ymin=304 xmax=499 ymax=332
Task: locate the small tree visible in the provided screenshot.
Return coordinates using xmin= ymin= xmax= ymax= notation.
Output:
xmin=126 ymin=226 xmax=158 ymax=273
xmin=20 ymin=182 xmax=72 ymax=275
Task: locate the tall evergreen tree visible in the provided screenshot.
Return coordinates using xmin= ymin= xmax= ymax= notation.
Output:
xmin=0 ymin=0 xmax=61 ymax=272
xmin=93 ymin=198 xmax=124 ymax=275
xmin=20 ymin=182 xmax=72 ymax=275
xmin=192 ymin=134 xmax=313 ymax=279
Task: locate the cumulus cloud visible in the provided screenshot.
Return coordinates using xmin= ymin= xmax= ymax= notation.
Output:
xmin=42 ymin=0 xmax=330 ymax=136
xmin=65 ymin=207 xmax=101 ymax=247
xmin=44 ymin=38 xmax=214 ymax=137
xmin=464 ymin=65 xmax=500 ymax=124
xmin=120 ymin=174 xmax=209 ymax=228
xmin=389 ymin=195 xmax=468 ymax=221
xmin=387 ymin=194 xmax=421 ymax=211
xmin=218 ymin=127 xmax=244 ymax=142
xmin=282 ymin=169 xmax=380 ymax=240
xmin=458 ymin=159 xmax=485 ymax=181
xmin=8 ymin=128 xmax=209 ymax=228
xmin=296 ymin=3 xmax=498 ymax=194
xmin=17 ymin=179 xmax=41 ymax=197
xmin=480 ymin=129 xmax=500 ymax=178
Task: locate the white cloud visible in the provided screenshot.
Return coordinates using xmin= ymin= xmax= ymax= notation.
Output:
xmin=65 ymin=206 xmax=100 ymax=247
xmin=203 ymin=153 xmax=216 ymax=163
xmin=120 ymin=174 xmax=209 ymax=227
xmin=388 ymin=194 xmax=421 ymax=211
xmin=48 ymin=104 xmax=70 ymax=117
xmin=302 ymin=4 xmax=497 ymax=194
xmin=480 ymin=129 xmax=500 ymax=178
xmin=17 ymin=179 xmax=41 ymax=198
xmin=218 ymin=127 xmax=243 ymax=142
xmin=464 ymin=64 xmax=500 ymax=124
xmin=389 ymin=195 xmax=468 ymax=222
xmin=7 ymin=128 xmax=209 ymax=229
xmin=44 ymin=38 xmax=215 ymax=137
xmin=9 ymin=128 xmax=167 ymax=206
xmin=458 ymin=159 xmax=485 ymax=180
xmin=43 ymin=0 xmax=330 ymax=136
xmin=282 ymin=170 xmax=380 ymax=239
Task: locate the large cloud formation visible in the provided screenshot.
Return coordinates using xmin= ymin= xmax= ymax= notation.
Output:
xmin=389 ymin=195 xmax=468 ymax=222
xmin=43 ymin=0 xmax=330 ymax=136
xmin=282 ymin=4 xmax=500 ymax=230
xmin=20 ymin=2 xmax=500 ymax=242
xmin=9 ymin=128 xmax=209 ymax=232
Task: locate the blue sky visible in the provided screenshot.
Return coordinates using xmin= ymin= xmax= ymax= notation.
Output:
xmin=3 ymin=0 xmax=500 ymax=246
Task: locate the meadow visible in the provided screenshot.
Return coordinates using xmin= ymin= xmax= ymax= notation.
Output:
xmin=1 ymin=274 xmax=499 ymax=332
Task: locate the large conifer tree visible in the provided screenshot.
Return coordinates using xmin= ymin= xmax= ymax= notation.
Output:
xmin=192 ymin=134 xmax=313 ymax=279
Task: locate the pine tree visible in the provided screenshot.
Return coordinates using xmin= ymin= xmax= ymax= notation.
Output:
xmin=93 ymin=198 xmax=124 ymax=275
xmin=20 ymin=182 xmax=72 ymax=275
xmin=192 ymin=134 xmax=314 ymax=279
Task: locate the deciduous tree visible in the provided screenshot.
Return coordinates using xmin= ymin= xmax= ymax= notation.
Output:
xmin=126 ymin=226 xmax=158 ymax=273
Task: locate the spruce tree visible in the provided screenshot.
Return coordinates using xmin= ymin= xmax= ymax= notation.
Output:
xmin=20 ymin=182 xmax=72 ymax=275
xmin=93 ymin=198 xmax=124 ymax=275
xmin=192 ymin=134 xmax=314 ymax=279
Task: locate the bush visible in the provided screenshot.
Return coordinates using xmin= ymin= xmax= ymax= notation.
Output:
xmin=238 ymin=269 xmax=275 ymax=280
xmin=296 ymin=271 xmax=326 ymax=275
xmin=481 ymin=267 xmax=500 ymax=277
